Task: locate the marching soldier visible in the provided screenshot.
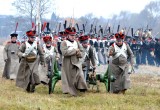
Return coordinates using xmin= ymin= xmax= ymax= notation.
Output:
xmin=101 ymin=36 xmax=107 ymax=64
xmin=60 ymin=27 xmax=87 ymax=96
xmin=2 ymin=33 xmax=20 ymax=80
xmin=16 ymin=30 xmax=44 ymax=93
xmin=147 ymin=37 xmax=155 ymax=66
xmin=95 ymin=36 xmax=105 ymax=64
xmin=57 ymin=31 xmax=66 ymax=70
xmin=108 ymin=32 xmax=134 ymax=94
xmin=79 ymin=35 xmax=96 ymax=82
xmin=39 ymin=35 xmax=59 ymax=85
xmin=141 ymin=37 xmax=148 ymax=65
xmin=130 ymin=38 xmax=141 ymax=68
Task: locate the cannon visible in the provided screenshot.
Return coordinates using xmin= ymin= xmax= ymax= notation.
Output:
xmin=48 ymin=61 xmax=116 ymax=94
xmin=48 ymin=60 xmax=61 ymax=94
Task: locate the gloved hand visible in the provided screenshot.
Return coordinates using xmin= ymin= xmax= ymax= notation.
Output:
xmin=109 ymin=50 xmax=113 ymax=56
xmin=22 ymin=53 xmax=27 ymax=58
xmin=76 ymin=49 xmax=80 ymax=55
xmin=76 ymin=49 xmax=82 ymax=58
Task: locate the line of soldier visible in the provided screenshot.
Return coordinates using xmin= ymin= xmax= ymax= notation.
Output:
xmin=4 ymin=22 xmax=160 ymax=96
xmin=2 ymin=24 xmax=137 ymax=96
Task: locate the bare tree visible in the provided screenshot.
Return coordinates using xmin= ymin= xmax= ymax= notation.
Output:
xmin=12 ymin=0 xmax=54 ymax=23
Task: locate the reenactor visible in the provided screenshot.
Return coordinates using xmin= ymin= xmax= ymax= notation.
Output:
xmin=141 ymin=37 xmax=149 ymax=65
xmin=94 ymin=36 xmax=105 ymax=64
xmin=57 ymin=31 xmax=67 ymax=70
xmin=2 ymin=33 xmax=20 ymax=80
xmin=147 ymin=37 xmax=155 ymax=66
xmin=130 ymin=38 xmax=141 ymax=68
xmin=60 ymin=27 xmax=87 ymax=96
xmin=108 ymin=32 xmax=134 ymax=94
xmin=79 ymin=35 xmax=96 ymax=82
xmin=16 ymin=30 xmax=44 ymax=93
xmin=101 ymin=36 xmax=107 ymax=64
xmin=39 ymin=35 xmax=59 ymax=85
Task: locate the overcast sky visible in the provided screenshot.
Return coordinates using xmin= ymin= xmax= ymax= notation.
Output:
xmin=0 ymin=0 xmax=154 ymax=19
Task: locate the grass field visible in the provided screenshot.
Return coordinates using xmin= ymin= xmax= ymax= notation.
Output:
xmin=0 ymin=73 xmax=160 ymax=110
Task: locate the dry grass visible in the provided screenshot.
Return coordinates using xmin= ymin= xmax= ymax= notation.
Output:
xmin=0 ymin=73 xmax=160 ymax=110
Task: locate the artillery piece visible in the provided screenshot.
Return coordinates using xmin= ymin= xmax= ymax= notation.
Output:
xmin=48 ymin=59 xmax=116 ymax=94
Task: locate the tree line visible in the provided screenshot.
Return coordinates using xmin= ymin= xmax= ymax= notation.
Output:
xmin=0 ymin=0 xmax=160 ymax=38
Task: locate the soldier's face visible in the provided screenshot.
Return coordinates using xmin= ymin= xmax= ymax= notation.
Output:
xmin=61 ymin=36 xmax=66 ymax=40
xmin=68 ymin=34 xmax=75 ymax=41
xmin=116 ymin=39 xmax=123 ymax=46
xmin=82 ymin=42 xmax=88 ymax=48
xmin=46 ymin=42 xmax=51 ymax=46
xmin=11 ymin=37 xmax=17 ymax=42
xmin=29 ymin=36 xmax=36 ymax=42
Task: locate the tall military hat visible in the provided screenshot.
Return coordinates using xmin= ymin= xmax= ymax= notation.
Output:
xmin=79 ymin=35 xmax=89 ymax=43
xmin=43 ymin=35 xmax=52 ymax=43
xmin=65 ymin=27 xmax=76 ymax=35
xmin=58 ymin=31 xmax=67 ymax=37
xmin=26 ymin=30 xmax=36 ymax=37
xmin=115 ymin=32 xmax=125 ymax=39
xmin=10 ymin=33 xmax=18 ymax=38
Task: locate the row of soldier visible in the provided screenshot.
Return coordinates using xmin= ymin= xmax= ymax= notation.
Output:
xmin=84 ymin=27 xmax=160 ymax=68
xmin=2 ymin=26 xmax=141 ymax=96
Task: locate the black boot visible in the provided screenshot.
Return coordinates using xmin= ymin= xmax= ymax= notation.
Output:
xmin=30 ymin=85 xmax=35 ymax=93
xmin=113 ymin=90 xmax=120 ymax=94
xmin=80 ymin=89 xmax=86 ymax=92
xmin=26 ymin=83 xmax=31 ymax=92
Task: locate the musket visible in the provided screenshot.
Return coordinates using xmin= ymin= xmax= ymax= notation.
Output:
xmin=146 ymin=24 xmax=148 ymax=31
xmin=90 ymin=24 xmax=93 ymax=33
xmin=131 ymin=28 xmax=134 ymax=37
xmin=63 ymin=20 xmax=67 ymax=29
xmin=46 ymin=22 xmax=51 ymax=32
xmin=84 ymin=21 xmax=87 ymax=28
xmin=99 ymin=25 xmax=103 ymax=39
xmin=41 ymin=24 xmax=43 ymax=32
xmin=76 ymin=23 xmax=79 ymax=32
xmin=108 ymin=26 xmax=111 ymax=34
xmin=82 ymin=24 xmax=85 ymax=33
xmin=90 ymin=18 xmax=96 ymax=34
xmin=15 ymin=22 xmax=18 ymax=33
xmin=117 ymin=24 xmax=120 ymax=33
xmin=94 ymin=26 xmax=97 ymax=34
xmin=58 ymin=23 xmax=61 ymax=33
xmin=54 ymin=24 xmax=58 ymax=34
